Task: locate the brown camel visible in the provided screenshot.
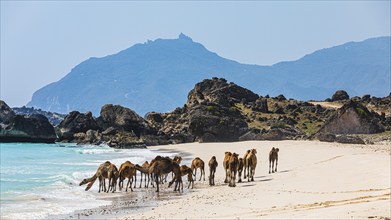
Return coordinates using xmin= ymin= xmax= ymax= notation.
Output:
xmin=246 ymin=149 xmax=257 ymax=182
xmin=243 ymin=149 xmax=250 ymax=179
xmin=139 ymin=161 xmax=152 ymax=188
xmin=118 ymin=161 xmax=137 ymax=192
xmin=79 ymin=161 xmax=117 ymax=193
xmin=227 ymin=153 xmax=239 ymax=187
xmin=171 ymin=164 xmax=194 ymax=189
xmin=208 ymin=156 xmax=218 ymax=186
xmin=269 ymin=147 xmax=279 ymax=173
xmin=107 ymin=163 xmax=119 ymax=193
xmin=223 ymin=152 xmax=232 ymax=183
xmin=237 ymin=158 xmax=244 ymax=183
xmin=173 ymin=155 xmax=182 ymax=164
xmin=136 ymin=156 xmax=182 ymax=192
xmin=191 ymin=157 xmax=205 ymax=181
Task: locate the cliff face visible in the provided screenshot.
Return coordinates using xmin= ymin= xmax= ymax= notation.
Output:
xmin=318 ymin=101 xmax=384 ymax=134
xmin=0 ymin=101 xmax=57 ymax=143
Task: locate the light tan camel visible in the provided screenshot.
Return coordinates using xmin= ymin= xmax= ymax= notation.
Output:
xmin=269 ymin=147 xmax=279 ymax=173
xmin=191 ymin=157 xmax=205 ymax=181
xmin=136 ymin=156 xmax=182 ymax=192
xmin=246 ymin=149 xmax=257 ymax=182
xmin=228 ymin=153 xmax=239 ymax=187
xmin=118 ymin=161 xmax=137 ymax=192
xmin=237 ymin=158 xmax=244 ymax=183
xmin=243 ymin=149 xmax=251 ymax=179
xmin=223 ymin=152 xmax=232 ymax=183
xmin=208 ymin=156 xmax=218 ymax=186
xmin=79 ymin=161 xmax=118 ymax=193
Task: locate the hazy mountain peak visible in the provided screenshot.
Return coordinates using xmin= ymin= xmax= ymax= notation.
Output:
xmin=178 ymin=33 xmax=193 ymax=41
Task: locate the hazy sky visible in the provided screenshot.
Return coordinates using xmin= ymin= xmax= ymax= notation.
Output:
xmin=1 ymin=1 xmax=390 ymax=107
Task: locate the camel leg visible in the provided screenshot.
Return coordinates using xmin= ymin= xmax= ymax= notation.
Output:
xmin=203 ymin=168 xmax=205 ymax=181
xmin=275 ymin=159 xmax=278 ymax=172
xmin=244 ymin=166 xmax=247 ymax=179
xmin=233 ymin=171 xmax=237 ymax=187
xmin=251 ymin=167 xmax=255 ymax=181
xmin=139 ymin=173 xmax=142 ymax=188
xmin=269 ymin=161 xmax=272 ymax=174
xmin=238 ymin=170 xmax=242 ymax=183
xmin=155 ymin=174 xmax=160 ymax=192
xmin=194 ymin=168 xmax=198 ymax=181
xmin=224 ymin=168 xmax=228 ymax=183
xmin=98 ymin=177 xmax=102 ymax=193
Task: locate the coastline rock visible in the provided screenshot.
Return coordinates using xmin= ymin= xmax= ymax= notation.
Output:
xmin=1 ymin=100 xmax=56 ymax=143
xmin=97 ymin=104 xmax=155 ymax=137
xmin=56 ymin=111 xmax=100 ymax=141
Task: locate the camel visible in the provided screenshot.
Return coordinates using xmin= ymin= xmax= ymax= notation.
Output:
xmin=136 ymin=156 xmax=182 ymax=192
xmin=208 ymin=156 xmax=218 ymax=186
xmin=269 ymin=147 xmax=279 ymax=173
xmin=107 ymin=163 xmax=119 ymax=193
xmin=79 ymin=161 xmax=118 ymax=193
xmin=118 ymin=161 xmax=137 ymax=192
xmin=227 ymin=153 xmax=239 ymax=187
xmin=173 ymin=155 xmax=182 ymax=164
xmin=237 ymin=158 xmax=244 ymax=183
xmin=139 ymin=161 xmax=152 ymax=188
xmin=246 ymin=149 xmax=257 ymax=182
xmin=191 ymin=157 xmax=205 ymax=181
xmin=223 ymin=152 xmax=232 ymax=183
xmin=243 ymin=149 xmax=250 ymax=179
xmin=169 ymin=164 xmax=194 ymax=189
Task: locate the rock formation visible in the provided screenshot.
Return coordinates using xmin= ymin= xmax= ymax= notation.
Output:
xmin=331 ymin=90 xmax=350 ymax=101
xmin=0 ymin=100 xmax=56 ymax=143
xmin=318 ymin=101 xmax=384 ymax=134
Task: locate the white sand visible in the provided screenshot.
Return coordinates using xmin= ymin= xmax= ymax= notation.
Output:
xmin=117 ymin=140 xmax=390 ymax=219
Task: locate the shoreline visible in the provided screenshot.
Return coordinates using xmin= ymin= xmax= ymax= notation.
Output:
xmin=51 ymin=140 xmax=390 ymax=219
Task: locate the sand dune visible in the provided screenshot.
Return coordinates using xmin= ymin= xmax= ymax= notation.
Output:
xmin=117 ymin=140 xmax=390 ymax=219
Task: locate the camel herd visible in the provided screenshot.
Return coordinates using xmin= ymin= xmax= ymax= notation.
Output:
xmin=79 ymin=147 xmax=279 ymax=193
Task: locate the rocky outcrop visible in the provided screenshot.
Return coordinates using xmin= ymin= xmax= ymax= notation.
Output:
xmin=331 ymin=90 xmax=349 ymax=101
xmin=251 ymin=98 xmax=268 ymax=113
xmin=12 ymin=106 xmax=66 ymax=126
xmin=187 ymin=77 xmax=258 ymax=107
xmin=56 ymin=111 xmax=100 ymax=142
xmin=318 ymin=101 xmax=384 ymax=134
xmin=315 ymin=133 xmax=365 ymax=145
xmin=0 ymin=100 xmax=56 ymax=143
xmin=188 ymin=104 xmax=248 ymax=142
xmin=97 ymin=104 xmax=155 ymax=136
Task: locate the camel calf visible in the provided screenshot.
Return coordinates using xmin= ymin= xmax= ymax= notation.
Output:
xmin=208 ymin=156 xmax=218 ymax=186
xmin=191 ymin=157 xmax=205 ymax=181
xmin=180 ymin=165 xmax=195 ymax=189
xmin=118 ymin=161 xmax=137 ymax=192
xmin=269 ymin=147 xmax=279 ymax=173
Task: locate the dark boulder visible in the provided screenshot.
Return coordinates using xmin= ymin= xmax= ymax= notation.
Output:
xmin=188 ymin=104 xmax=248 ymax=142
xmin=331 ymin=90 xmax=349 ymax=101
xmin=252 ymin=98 xmax=268 ymax=113
xmin=97 ymin=104 xmax=155 ymax=137
xmin=56 ymin=111 xmax=100 ymax=140
xmin=0 ymin=101 xmax=56 ymax=143
xmin=187 ymin=77 xmax=258 ymax=107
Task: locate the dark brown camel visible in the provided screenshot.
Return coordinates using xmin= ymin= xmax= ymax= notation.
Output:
xmin=237 ymin=158 xmax=244 ymax=183
xmin=208 ymin=156 xmax=218 ymax=186
xmin=136 ymin=156 xmax=182 ymax=192
xmin=191 ymin=157 xmax=205 ymax=181
xmin=228 ymin=153 xmax=239 ymax=187
xmin=269 ymin=147 xmax=279 ymax=173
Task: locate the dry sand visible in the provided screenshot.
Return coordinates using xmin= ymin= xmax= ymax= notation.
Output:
xmin=118 ymin=140 xmax=390 ymax=220
xmin=60 ymin=140 xmax=390 ymax=219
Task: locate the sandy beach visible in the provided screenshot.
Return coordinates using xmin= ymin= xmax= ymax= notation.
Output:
xmin=60 ymin=140 xmax=390 ymax=220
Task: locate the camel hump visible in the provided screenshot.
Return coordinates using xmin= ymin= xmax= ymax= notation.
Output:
xmin=195 ymin=157 xmax=200 ymax=160
xmin=272 ymin=147 xmax=275 ymax=151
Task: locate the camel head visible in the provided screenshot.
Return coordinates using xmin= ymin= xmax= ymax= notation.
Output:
xmin=275 ymin=148 xmax=279 ymax=152
xmin=225 ymin=152 xmax=232 ymax=156
xmin=211 ymin=156 xmax=216 ymax=160
xmin=232 ymin=153 xmax=239 ymax=158
xmin=251 ymin=149 xmax=257 ymax=154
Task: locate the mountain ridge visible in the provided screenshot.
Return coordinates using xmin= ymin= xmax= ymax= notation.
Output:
xmin=27 ymin=34 xmax=391 ymax=116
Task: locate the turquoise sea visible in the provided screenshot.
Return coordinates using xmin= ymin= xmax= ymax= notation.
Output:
xmin=0 ymin=143 xmax=173 ymax=219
